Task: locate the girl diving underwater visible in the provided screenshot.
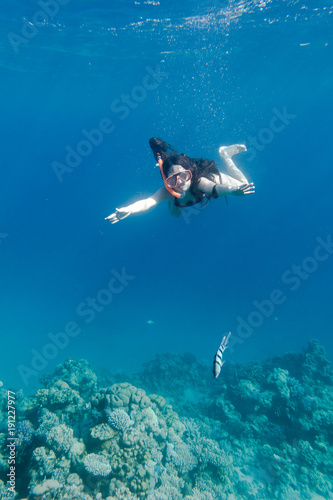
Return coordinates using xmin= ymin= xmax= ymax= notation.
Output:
xmin=105 ymin=137 xmax=255 ymax=223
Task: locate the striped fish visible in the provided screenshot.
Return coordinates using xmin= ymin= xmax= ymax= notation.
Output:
xmin=213 ymin=332 xmax=231 ymax=378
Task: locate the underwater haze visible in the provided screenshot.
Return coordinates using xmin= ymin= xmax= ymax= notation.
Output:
xmin=1 ymin=1 xmax=333 ymax=499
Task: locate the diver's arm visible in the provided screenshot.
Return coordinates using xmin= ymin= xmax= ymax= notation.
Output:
xmin=105 ymin=187 xmax=171 ymax=224
xmin=197 ymin=177 xmax=255 ymax=197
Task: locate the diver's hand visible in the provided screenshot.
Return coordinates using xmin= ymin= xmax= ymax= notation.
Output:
xmin=105 ymin=208 xmax=131 ymax=224
xmin=233 ymin=182 xmax=255 ymax=196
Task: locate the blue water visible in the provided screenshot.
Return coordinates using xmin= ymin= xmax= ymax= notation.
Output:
xmin=1 ymin=0 xmax=332 ymax=394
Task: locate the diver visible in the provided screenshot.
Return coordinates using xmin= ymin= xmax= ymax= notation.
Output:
xmin=105 ymin=137 xmax=255 ymax=223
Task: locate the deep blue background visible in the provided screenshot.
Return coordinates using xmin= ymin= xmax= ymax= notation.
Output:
xmin=1 ymin=0 xmax=332 ymax=394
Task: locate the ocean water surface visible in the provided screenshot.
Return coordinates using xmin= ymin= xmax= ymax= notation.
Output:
xmin=0 ymin=1 xmax=333 ymax=499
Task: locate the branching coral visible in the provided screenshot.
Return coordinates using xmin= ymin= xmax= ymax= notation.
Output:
xmin=46 ymin=423 xmax=74 ymax=454
xmin=16 ymin=419 xmax=34 ymax=452
xmin=83 ymin=453 xmax=111 ymax=477
xmin=106 ymin=408 xmax=132 ymax=432
xmin=166 ymin=441 xmax=198 ymax=474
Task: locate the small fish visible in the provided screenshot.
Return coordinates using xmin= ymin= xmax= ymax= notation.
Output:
xmin=146 ymin=320 xmax=155 ymax=325
xmin=213 ymin=332 xmax=231 ymax=378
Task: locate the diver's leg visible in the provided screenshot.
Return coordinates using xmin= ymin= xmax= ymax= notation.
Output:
xmin=219 ymin=173 xmax=243 ymax=188
xmin=219 ymin=145 xmax=248 ymax=183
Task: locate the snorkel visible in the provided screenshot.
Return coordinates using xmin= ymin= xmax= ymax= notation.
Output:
xmin=157 ymin=153 xmax=181 ymax=198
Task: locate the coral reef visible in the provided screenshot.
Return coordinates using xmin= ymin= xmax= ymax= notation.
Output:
xmin=0 ymin=341 xmax=332 ymax=499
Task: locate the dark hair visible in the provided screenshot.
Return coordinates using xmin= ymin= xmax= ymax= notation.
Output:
xmin=149 ymin=137 xmax=220 ymax=193
xmin=149 ymin=137 xmax=177 ymax=163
